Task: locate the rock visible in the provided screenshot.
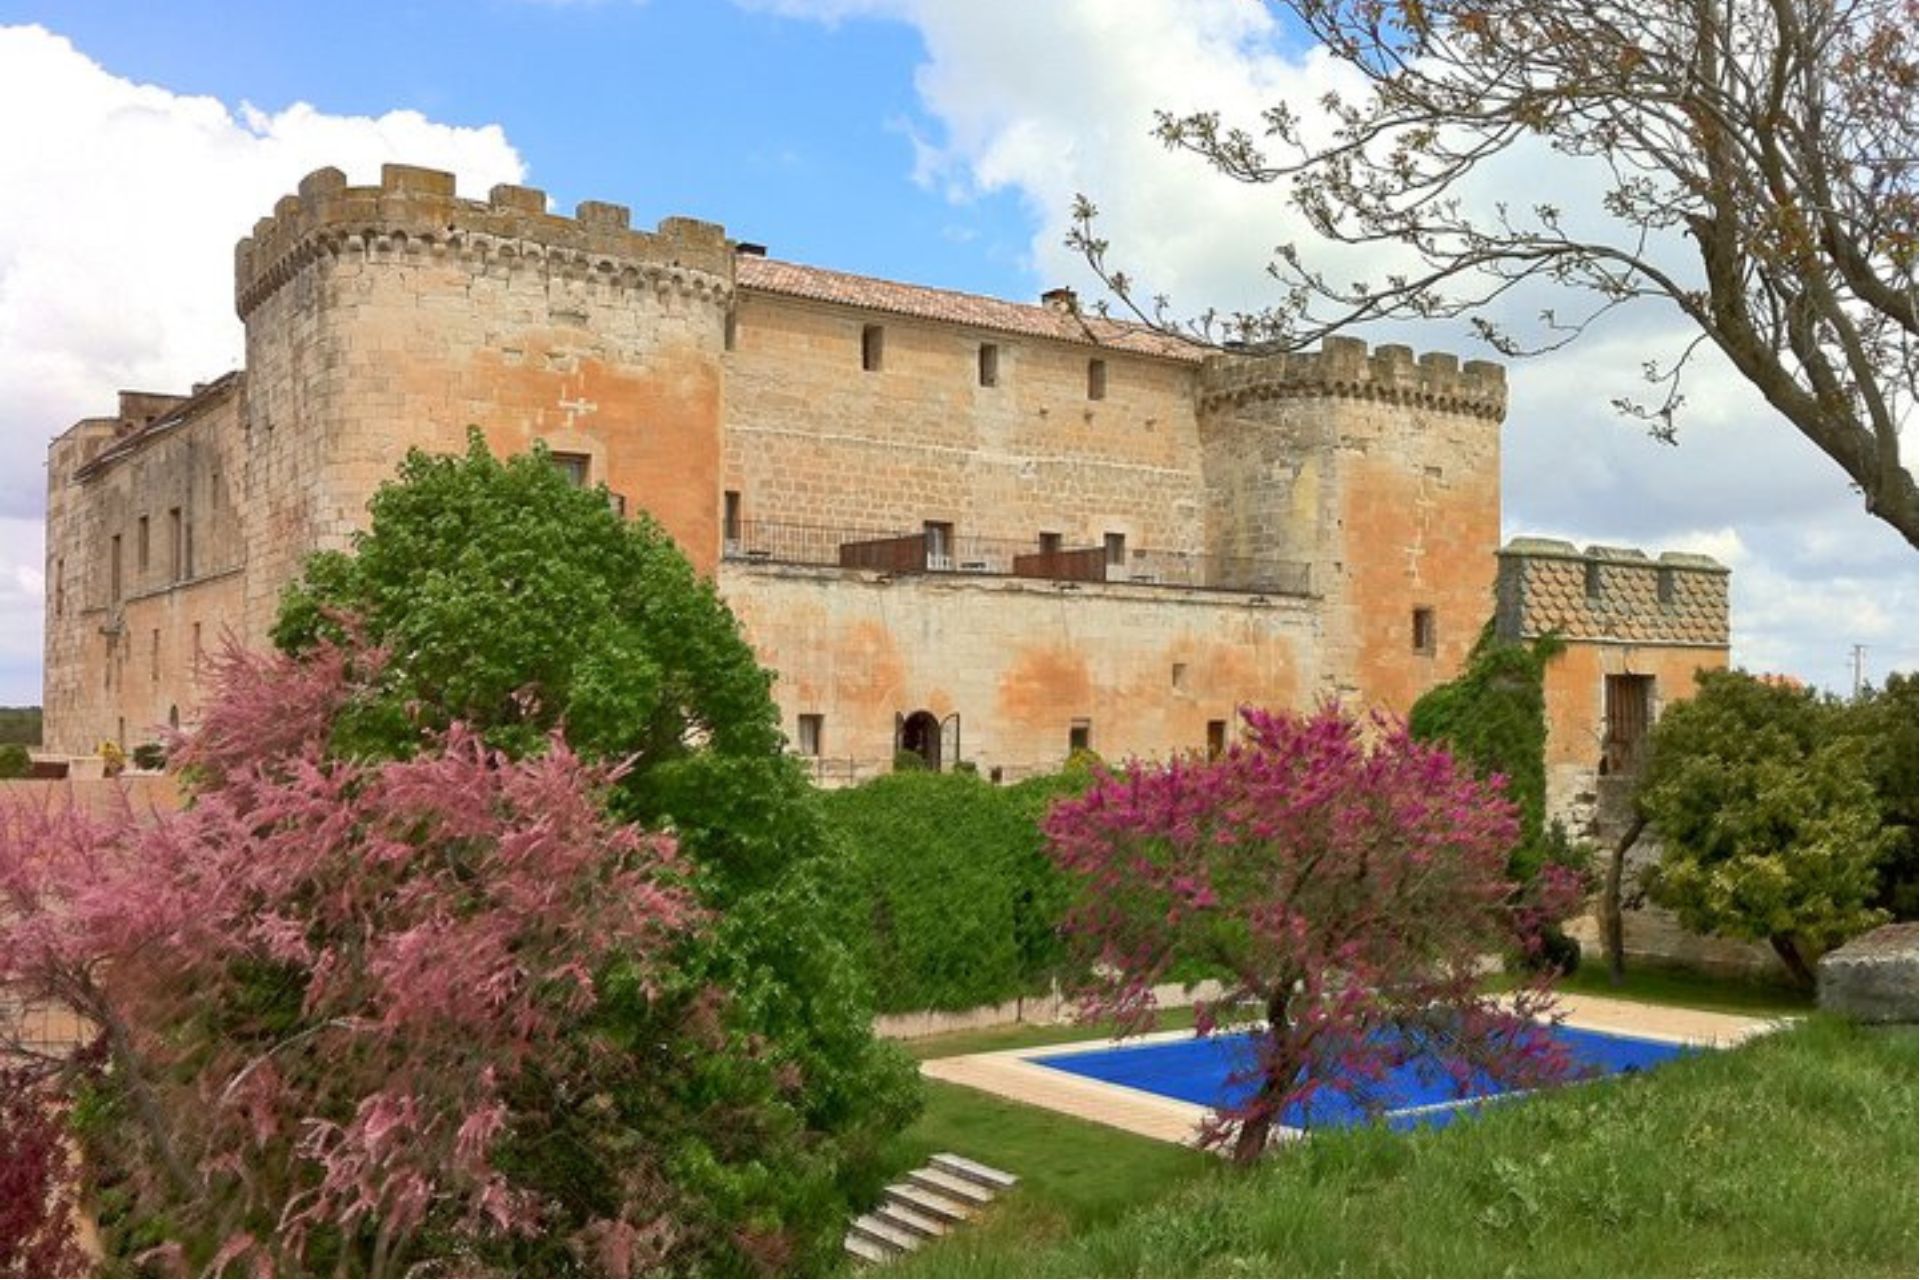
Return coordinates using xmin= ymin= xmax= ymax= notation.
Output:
xmin=1816 ymin=922 xmax=1918 ymax=1024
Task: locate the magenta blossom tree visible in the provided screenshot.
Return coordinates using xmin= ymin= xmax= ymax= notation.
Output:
xmin=1045 ymin=705 xmax=1585 ymax=1161
xmin=0 ymin=638 xmax=774 ymax=1276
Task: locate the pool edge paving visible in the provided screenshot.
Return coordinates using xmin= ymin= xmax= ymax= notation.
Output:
xmin=917 ymin=993 xmax=1787 ymax=1150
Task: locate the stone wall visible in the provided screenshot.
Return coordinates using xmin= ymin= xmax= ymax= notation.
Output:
xmin=722 ymin=562 xmax=1316 ymax=780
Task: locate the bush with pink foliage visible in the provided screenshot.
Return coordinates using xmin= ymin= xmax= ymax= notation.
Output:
xmin=1045 ymin=705 xmax=1585 ymax=1162
xmin=0 ymin=639 xmax=825 ymax=1275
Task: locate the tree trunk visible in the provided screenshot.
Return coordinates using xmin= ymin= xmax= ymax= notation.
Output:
xmin=1604 ymin=815 xmax=1646 ymax=986
xmin=1230 ymin=987 xmax=1295 ymax=1164
xmin=1769 ymin=934 xmax=1817 ymax=989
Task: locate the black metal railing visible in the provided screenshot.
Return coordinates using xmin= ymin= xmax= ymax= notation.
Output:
xmin=722 ymin=519 xmax=1311 ymax=597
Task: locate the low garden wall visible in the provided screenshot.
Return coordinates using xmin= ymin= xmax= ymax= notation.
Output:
xmin=873 ymin=979 xmax=1228 ymax=1041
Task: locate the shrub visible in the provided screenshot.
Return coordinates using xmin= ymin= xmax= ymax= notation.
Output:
xmin=0 ymin=743 xmax=30 ymax=779
xmin=823 ymin=769 xmax=1078 ymax=1012
xmin=1837 ymin=673 xmax=1918 ymax=918
xmin=0 ymin=1065 xmax=85 ymax=1276
xmin=129 ymin=742 xmax=165 ymax=772
xmin=1046 ymin=705 xmax=1582 ymax=1161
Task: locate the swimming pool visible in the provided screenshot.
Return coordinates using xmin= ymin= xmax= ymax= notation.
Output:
xmin=1032 ymin=1023 xmax=1690 ymax=1131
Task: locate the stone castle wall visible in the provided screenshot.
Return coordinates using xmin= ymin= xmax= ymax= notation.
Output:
xmin=44 ymin=161 xmax=1518 ymax=771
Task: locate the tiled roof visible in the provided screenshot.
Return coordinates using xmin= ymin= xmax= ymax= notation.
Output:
xmin=734 ymin=256 xmax=1206 ymax=362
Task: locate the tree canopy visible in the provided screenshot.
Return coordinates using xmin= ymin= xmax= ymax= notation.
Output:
xmin=1639 ymin=668 xmax=1896 ymax=984
xmin=1045 ymin=706 xmax=1581 ymax=1161
xmin=1072 ymin=0 xmax=1918 ymax=545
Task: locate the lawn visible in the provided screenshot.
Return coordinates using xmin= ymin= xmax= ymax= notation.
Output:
xmin=875 ymin=1016 xmax=1915 ymax=1277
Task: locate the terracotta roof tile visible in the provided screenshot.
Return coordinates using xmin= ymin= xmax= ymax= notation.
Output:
xmin=735 ymin=256 xmax=1206 ymax=362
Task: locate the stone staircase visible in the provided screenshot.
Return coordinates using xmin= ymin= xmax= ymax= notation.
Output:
xmin=844 ymin=1153 xmax=1018 ymax=1268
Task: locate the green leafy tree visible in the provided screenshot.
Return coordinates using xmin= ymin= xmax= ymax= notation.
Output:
xmin=1837 ymin=672 xmax=1919 ymax=919
xmin=1639 ymin=669 xmax=1895 ymax=986
xmin=0 ymin=743 xmax=30 ymax=779
xmin=272 ymin=434 xmax=919 ymax=1258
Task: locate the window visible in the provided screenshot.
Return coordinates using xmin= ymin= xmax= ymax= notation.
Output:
xmin=1207 ymin=719 xmax=1228 ymax=759
xmin=1104 ymin=532 xmax=1126 ymax=567
xmin=1412 ymin=607 xmax=1436 ymax=655
xmin=210 ymin=469 xmax=222 ymax=510
xmin=724 ymin=309 xmax=738 ymax=351
xmin=1087 ymin=358 xmax=1107 ymax=400
xmin=192 ymin=622 xmax=203 ymax=678
xmin=1038 ymin=531 xmax=1063 ymax=555
xmin=110 ymin=534 xmax=122 ymax=602
xmin=1584 ymin=560 xmax=1603 ymax=600
xmin=1171 ymin=662 xmax=1188 ymax=690
xmin=797 ymin=713 xmax=823 ymax=756
xmin=924 ymin=521 xmax=954 ymax=569
xmin=54 ymin=558 xmax=64 ymax=618
xmin=168 ymin=508 xmax=182 ymax=581
xmin=137 ymin=515 xmax=150 ymax=572
xmin=861 ymin=323 xmax=885 ymax=371
xmin=1069 ymin=719 xmax=1092 ymax=753
xmin=724 ymin=490 xmax=742 ymax=548
xmin=150 ymin=628 xmax=160 ymax=683
xmin=549 ymin=452 xmax=590 ymax=488
xmin=1657 ymin=567 xmax=1676 ymax=605
xmin=184 ymin=516 xmax=195 ymax=579
xmin=978 ymin=343 xmax=999 ymax=387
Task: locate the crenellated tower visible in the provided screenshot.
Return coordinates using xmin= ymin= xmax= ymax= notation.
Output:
xmin=232 ymin=163 xmax=736 ymax=635
xmin=1197 ymin=336 xmax=1508 ymax=711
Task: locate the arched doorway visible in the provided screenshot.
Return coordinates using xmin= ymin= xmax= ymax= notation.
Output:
xmin=900 ymin=710 xmax=942 ymax=771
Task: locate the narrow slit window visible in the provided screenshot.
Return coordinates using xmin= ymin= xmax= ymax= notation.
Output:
xmin=1584 ymin=560 xmax=1603 ymax=600
xmin=978 ymin=342 xmax=999 ymax=387
xmin=1412 ymin=607 xmax=1436 ymax=655
xmin=192 ymin=622 xmax=203 ymax=678
xmin=110 ymin=534 xmax=122 ymax=602
xmin=168 ymin=507 xmax=183 ymax=580
xmin=137 ymin=515 xmax=150 ymax=572
xmin=1207 ymin=719 xmax=1228 ymax=759
xmin=54 ymin=558 xmax=65 ymax=618
xmin=723 ymin=309 xmax=738 ymax=351
xmin=861 ymin=323 xmax=885 ymax=372
xmin=797 ymin=713 xmax=823 ymax=757
xmin=724 ymin=491 xmax=742 ymax=548
xmin=150 ymin=628 xmax=160 ymax=683
xmin=1087 ymin=358 xmax=1107 ymax=400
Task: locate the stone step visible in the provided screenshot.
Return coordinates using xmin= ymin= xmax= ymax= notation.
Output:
xmin=843 ymin=1233 xmax=894 ymax=1267
xmin=930 ymin=1152 xmax=1019 ymax=1192
xmin=883 ymin=1180 xmax=974 ymax=1224
xmin=849 ymin=1211 xmax=922 ymax=1255
xmin=873 ymin=1199 xmax=949 ymax=1240
xmin=906 ymin=1164 xmax=996 ymax=1207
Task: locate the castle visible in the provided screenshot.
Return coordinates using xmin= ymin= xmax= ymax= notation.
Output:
xmin=42 ymin=163 xmax=1729 ymax=811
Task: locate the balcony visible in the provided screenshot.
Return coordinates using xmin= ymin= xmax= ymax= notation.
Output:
xmin=722 ymin=520 xmax=1311 ymax=597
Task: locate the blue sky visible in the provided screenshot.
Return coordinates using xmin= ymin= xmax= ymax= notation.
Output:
xmin=0 ymin=0 xmax=1912 ymax=705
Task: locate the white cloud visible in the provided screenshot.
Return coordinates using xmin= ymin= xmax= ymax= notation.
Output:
xmin=759 ymin=0 xmax=1918 ymax=691
xmin=0 ymin=24 xmax=525 ymax=705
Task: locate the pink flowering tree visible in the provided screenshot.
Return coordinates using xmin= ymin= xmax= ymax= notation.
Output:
xmin=1045 ymin=705 xmax=1585 ymax=1162
xmin=0 ymin=638 xmax=815 ymax=1275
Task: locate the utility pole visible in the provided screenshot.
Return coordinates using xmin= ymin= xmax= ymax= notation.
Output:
xmin=1850 ymin=644 xmax=1868 ymax=698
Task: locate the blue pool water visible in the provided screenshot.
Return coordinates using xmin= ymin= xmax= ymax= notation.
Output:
xmin=1032 ymin=1024 xmax=1689 ymax=1131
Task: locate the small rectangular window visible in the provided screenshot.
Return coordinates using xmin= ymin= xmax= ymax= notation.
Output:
xmin=797 ymin=713 xmax=823 ymax=756
xmin=1171 ymin=662 xmax=1188 ymax=690
xmin=1069 ymin=719 xmax=1092 ymax=753
xmin=1087 ymin=358 xmax=1107 ymax=400
xmin=978 ymin=343 xmax=999 ymax=387
xmin=168 ymin=508 xmax=182 ymax=581
xmin=192 ymin=622 xmax=203 ymax=678
xmin=54 ymin=558 xmax=65 ymax=618
xmin=1584 ymin=560 xmax=1603 ymax=600
xmin=1412 ymin=606 xmax=1436 ymax=655
xmin=150 ymin=628 xmax=160 ymax=683
xmin=1207 ymin=719 xmax=1228 ymax=759
xmin=924 ymin=521 xmax=954 ymax=567
xmin=184 ymin=516 xmax=195 ymax=579
xmin=137 ymin=515 xmax=150 ymax=572
xmin=1104 ymin=532 xmax=1126 ymax=566
xmin=110 ymin=534 xmax=122 ymax=602
xmin=1038 ymin=531 xmax=1063 ymax=555
xmin=550 ymin=452 xmax=590 ymax=488
xmin=861 ymin=323 xmax=885 ymax=372
xmin=1657 ymin=567 xmax=1676 ymax=605
xmin=724 ymin=491 xmax=742 ymax=546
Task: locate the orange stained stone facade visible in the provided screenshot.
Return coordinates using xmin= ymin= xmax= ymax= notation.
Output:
xmin=42 ymin=161 xmax=1710 ymax=786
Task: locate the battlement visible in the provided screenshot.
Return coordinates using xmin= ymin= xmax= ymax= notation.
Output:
xmin=1198 ymin=336 xmax=1507 ymax=421
xmin=1496 ymin=537 xmax=1730 ymax=648
xmin=234 ymin=164 xmax=734 ymax=319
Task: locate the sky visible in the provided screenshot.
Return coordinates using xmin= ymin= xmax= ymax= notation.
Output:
xmin=0 ymin=0 xmax=1913 ymax=705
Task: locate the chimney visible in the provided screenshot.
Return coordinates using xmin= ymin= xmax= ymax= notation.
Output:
xmin=1041 ymin=286 xmax=1078 ymax=314
xmin=735 ymin=241 xmax=768 ymax=258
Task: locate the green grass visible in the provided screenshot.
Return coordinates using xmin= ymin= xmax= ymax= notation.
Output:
xmin=1551 ymin=962 xmax=1814 ymax=1018
xmin=886 ymin=1017 xmax=1915 ymax=1277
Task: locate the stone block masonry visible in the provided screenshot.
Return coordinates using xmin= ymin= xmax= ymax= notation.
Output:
xmin=40 ymin=160 xmax=1717 ymax=795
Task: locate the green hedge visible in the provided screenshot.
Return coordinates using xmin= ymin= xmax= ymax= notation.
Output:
xmin=822 ymin=770 xmax=1083 ymax=1014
